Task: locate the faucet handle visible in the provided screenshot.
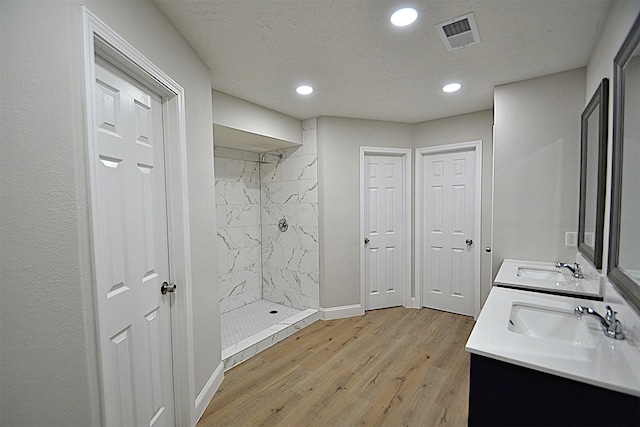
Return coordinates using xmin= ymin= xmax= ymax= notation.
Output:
xmin=575 ymin=305 xmax=594 ymax=317
xmin=605 ymin=305 xmax=615 ymax=323
xmin=573 ymin=263 xmax=584 ymax=278
xmin=611 ymin=320 xmax=625 ymax=339
xmin=575 ymin=305 xmax=625 ymax=339
xmin=604 ymin=306 xmax=625 ymax=340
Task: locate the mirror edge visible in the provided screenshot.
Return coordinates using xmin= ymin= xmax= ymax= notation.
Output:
xmin=578 ymin=78 xmax=609 ymax=269
xmin=609 ymin=13 xmax=640 ymax=314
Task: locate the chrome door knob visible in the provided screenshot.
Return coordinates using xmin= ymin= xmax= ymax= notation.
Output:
xmin=465 ymin=239 xmax=473 ymax=246
xmin=161 ymin=282 xmax=177 ymax=295
xmin=364 ymin=238 xmax=370 ymax=244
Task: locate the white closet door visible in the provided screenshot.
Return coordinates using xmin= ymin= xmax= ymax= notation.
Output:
xmin=421 ymin=149 xmax=476 ymax=316
xmin=364 ymin=153 xmax=405 ymax=310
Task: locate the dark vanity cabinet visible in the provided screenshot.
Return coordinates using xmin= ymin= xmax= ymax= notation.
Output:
xmin=468 ymin=354 xmax=640 ymax=426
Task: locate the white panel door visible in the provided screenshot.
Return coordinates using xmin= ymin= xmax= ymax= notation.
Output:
xmin=421 ymin=150 xmax=476 ymax=316
xmin=93 ymin=57 xmax=175 ymax=427
xmin=364 ymin=154 xmax=404 ymax=310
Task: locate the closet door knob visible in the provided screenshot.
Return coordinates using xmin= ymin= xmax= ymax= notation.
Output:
xmin=364 ymin=238 xmax=370 ymax=244
xmin=161 ymin=282 xmax=177 ymax=295
xmin=465 ymin=239 xmax=473 ymax=246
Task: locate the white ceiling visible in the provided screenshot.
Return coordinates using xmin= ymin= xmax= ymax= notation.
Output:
xmin=154 ymin=0 xmax=612 ymax=124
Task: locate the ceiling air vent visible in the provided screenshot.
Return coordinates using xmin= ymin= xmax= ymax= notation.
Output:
xmin=436 ymin=12 xmax=481 ymax=51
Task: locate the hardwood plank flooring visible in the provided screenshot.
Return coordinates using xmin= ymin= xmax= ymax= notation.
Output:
xmin=198 ymin=307 xmax=475 ymax=427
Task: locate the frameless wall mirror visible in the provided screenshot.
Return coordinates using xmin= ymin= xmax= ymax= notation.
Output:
xmin=610 ymin=14 xmax=640 ymax=314
xmin=578 ymin=78 xmax=608 ymax=269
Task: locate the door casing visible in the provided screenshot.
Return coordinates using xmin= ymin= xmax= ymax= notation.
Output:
xmin=82 ymin=8 xmax=197 ymax=425
xmin=360 ymin=147 xmax=413 ymax=310
xmin=415 ymin=141 xmax=482 ymax=318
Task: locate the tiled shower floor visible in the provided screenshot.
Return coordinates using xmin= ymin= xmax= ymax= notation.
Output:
xmin=220 ymin=299 xmax=320 ymax=370
xmin=221 ymin=300 xmax=302 ymax=349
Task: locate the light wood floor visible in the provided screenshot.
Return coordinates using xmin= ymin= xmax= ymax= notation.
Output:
xmin=198 ymin=307 xmax=475 ymax=427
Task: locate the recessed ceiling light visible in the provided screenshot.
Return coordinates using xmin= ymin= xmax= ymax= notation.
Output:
xmin=296 ymin=85 xmax=314 ymax=95
xmin=443 ymin=83 xmax=462 ymax=93
xmin=390 ymin=7 xmax=418 ymax=27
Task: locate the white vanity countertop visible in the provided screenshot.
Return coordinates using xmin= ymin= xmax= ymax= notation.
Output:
xmin=494 ymin=259 xmax=602 ymax=298
xmin=466 ymin=286 xmax=640 ymax=397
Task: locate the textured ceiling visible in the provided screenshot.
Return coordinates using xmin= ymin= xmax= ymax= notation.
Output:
xmin=154 ymin=0 xmax=612 ymax=123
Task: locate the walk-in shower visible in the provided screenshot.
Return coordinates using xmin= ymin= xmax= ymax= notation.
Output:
xmin=214 ymin=119 xmax=320 ymax=369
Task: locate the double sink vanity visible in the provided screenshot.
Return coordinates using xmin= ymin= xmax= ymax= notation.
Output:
xmin=466 ymin=259 xmax=640 ymax=426
xmin=464 ymin=14 xmax=640 ymax=426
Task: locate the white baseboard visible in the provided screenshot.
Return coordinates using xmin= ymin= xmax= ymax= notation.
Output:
xmin=194 ymin=361 xmax=224 ymax=422
xmin=320 ymin=304 xmax=364 ymax=320
xmin=406 ymin=297 xmax=421 ymax=309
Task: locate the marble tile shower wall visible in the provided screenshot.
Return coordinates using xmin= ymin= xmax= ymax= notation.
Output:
xmin=215 ymin=148 xmax=262 ymax=314
xmin=261 ymin=118 xmax=320 ymax=310
xmin=214 ymin=118 xmax=320 ymax=314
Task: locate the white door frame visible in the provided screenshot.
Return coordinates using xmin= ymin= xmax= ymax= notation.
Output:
xmin=82 ymin=8 xmax=197 ymax=425
xmin=415 ymin=141 xmax=482 ymax=318
xmin=360 ymin=147 xmax=413 ymax=310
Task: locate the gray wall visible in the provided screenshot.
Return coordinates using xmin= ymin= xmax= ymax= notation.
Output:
xmin=0 ymin=1 xmax=219 ymax=425
xmin=317 ymin=111 xmax=494 ymax=309
xmin=586 ymin=1 xmax=640 ymax=103
xmin=413 ymin=110 xmax=494 ymax=304
xmin=317 ymin=117 xmax=413 ymax=308
xmin=493 ymin=68 xmax=586 ymax=276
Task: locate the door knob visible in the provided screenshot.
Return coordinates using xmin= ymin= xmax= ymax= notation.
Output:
xmin=161 ymin=282 xmax=177 ymax=295
xmin=465 ymin=239 xmax=473 ymax=246
xmin=485 ymin=247 xmax=492 ymax=253
xmin=364 ymin=238 xmax=370 ymax=244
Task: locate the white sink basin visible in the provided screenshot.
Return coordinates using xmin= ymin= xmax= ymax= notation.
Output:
xmin=467 ymin=287 xmax=640 ymax=398
xmin=508 ymin=303 xmax=596 ymax=349
xmin=517 ymin=267 xmax=566 ymax=282
xmin=495 ymin=259 xmax=602 ymax=299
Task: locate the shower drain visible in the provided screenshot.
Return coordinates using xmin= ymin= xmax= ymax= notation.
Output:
xmin=269 ymin=310 xmax=278 ymax=314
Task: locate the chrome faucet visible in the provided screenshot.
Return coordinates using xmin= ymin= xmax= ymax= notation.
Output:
xmin=575 ymin=305 xmax=625 ymax=340
xmin=556 ymin=262 xmax=584 ymax=279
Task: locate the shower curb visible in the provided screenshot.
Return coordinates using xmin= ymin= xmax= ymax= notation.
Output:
xmin=222 ymin=308 xmax=320 ymax=371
